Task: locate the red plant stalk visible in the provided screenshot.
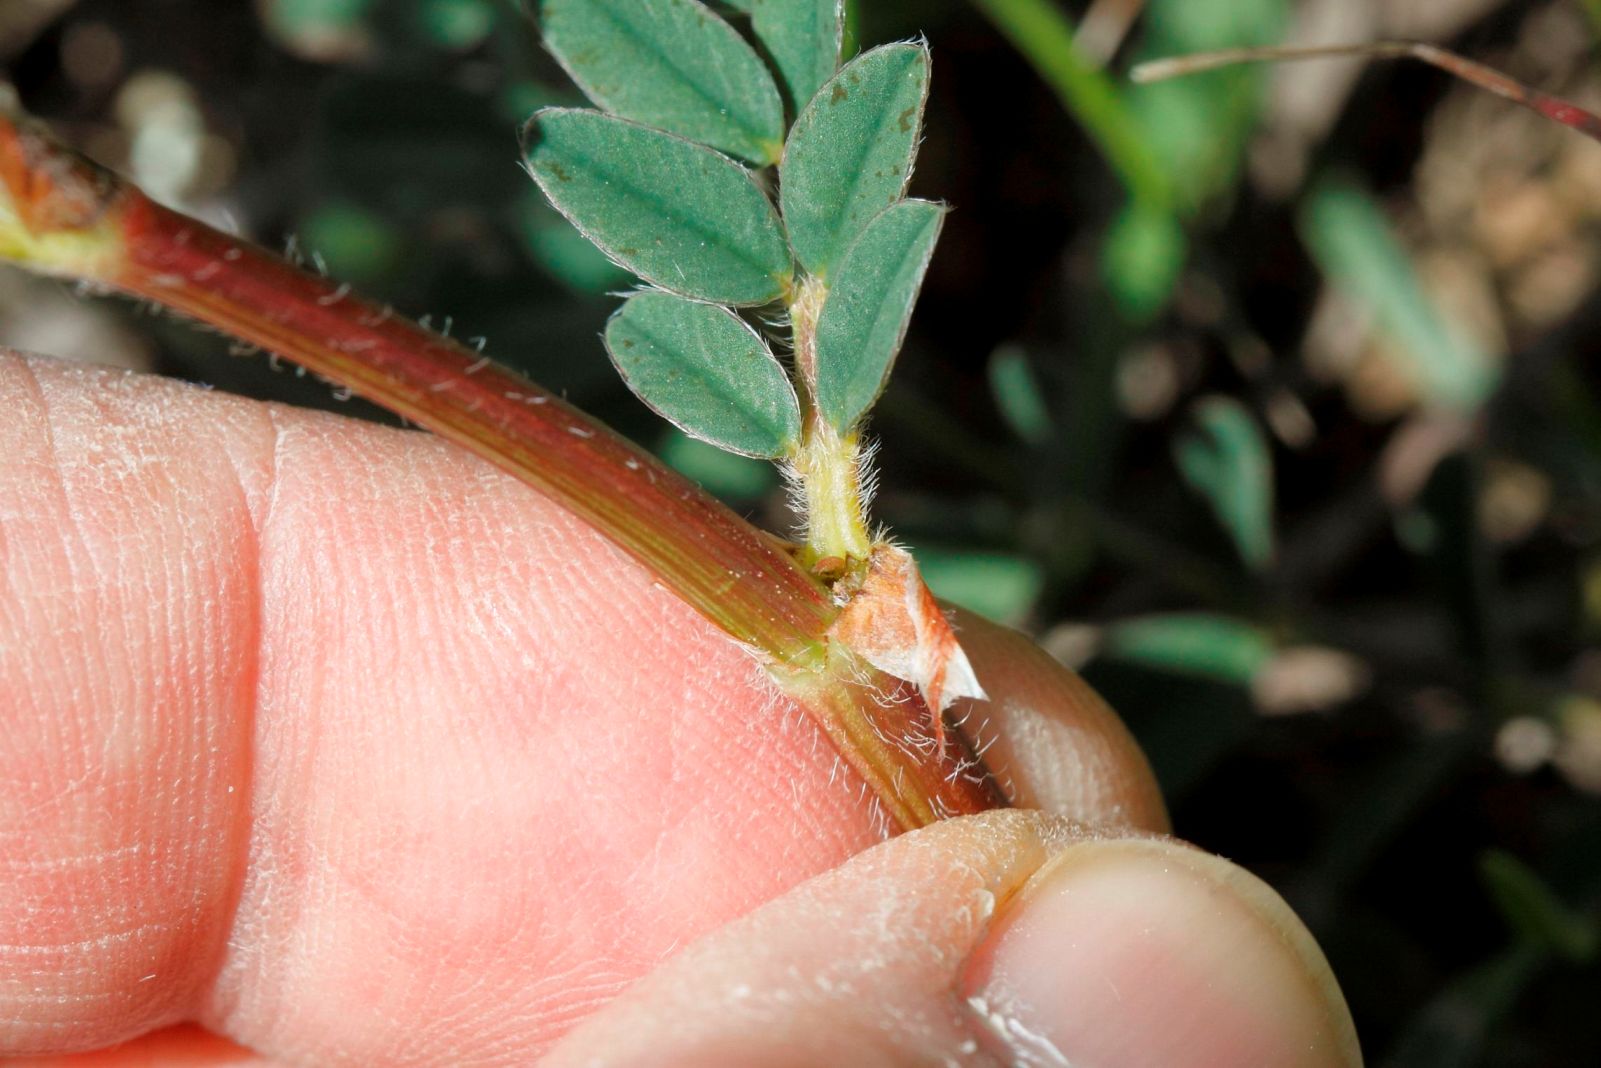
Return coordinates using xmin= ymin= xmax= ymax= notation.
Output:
xmin=1133 ymin=41 xmax=1601 ymax=144
xmin=0 ymin=111 xmax=1006 ymax=829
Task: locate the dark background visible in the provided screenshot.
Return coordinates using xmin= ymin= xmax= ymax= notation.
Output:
xmin=5 ymin=0 xmax=1601 ymax=1061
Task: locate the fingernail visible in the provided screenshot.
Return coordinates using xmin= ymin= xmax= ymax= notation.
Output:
xmin=960 ymin=837 xmax=1361 ymax=1067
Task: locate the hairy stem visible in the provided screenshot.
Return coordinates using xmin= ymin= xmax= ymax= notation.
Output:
xmin=786 ymin=274 xmax=872 ymax=566
xmin=793 ymin=421 xmax=873 ymax=565
xmin=0 ymin=110 xmax=1006 ymax=828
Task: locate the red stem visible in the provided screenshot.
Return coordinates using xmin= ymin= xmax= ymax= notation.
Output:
xmin=118 ymin=193 xmax=835 ymax=662
xmin=1133 ymin=41 xmax=1601 ymax=145
xmin=0 ymin=112 xmax=1007 ymax=828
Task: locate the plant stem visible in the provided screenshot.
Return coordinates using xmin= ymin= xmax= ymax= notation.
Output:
xmin=0 ymin=110 xmax=1006 ymax=829
xmin=1133 ymin=42 xmax=1601 ymax=145
xmin=128 ymin=198 xmax=836 ymax=662
xmin=793 ymin=421 xmax=872 ymax=564
xmin=786 ymin=274 xmax=872 ymax=566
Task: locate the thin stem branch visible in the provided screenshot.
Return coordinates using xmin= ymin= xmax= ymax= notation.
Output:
xmin=1133 ymin=41 xmax=1601 ymax=144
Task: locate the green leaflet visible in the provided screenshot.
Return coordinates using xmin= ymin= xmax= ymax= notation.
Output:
xmin=987 ymin=344 xmax=1052 ymax=445
xmin=1102 ymin=200 xmax=1187 ymax=323
xmin=779 ymin=43 xmax=929 ymax=276
xmin=418 ymin=0 xmax=498 ymax=49
xmin=1174 ymin=396 xmax=1275 ymax=570
xmin=605 ymin=291 xmax=802 ymax=458
xmin=1102 ymin=613 xmax=1274 ymax=685
xmin=525 ymin=109 xmax=793 ymax=305
xmin=749 ymin=0 xmax=844 ymax=114
xmin=813 ymin=199 xmax=943 ymax=430
xmin=1300 ymin=176 xmax=1497 ymax=412
xmin=537 ymin=0 xmax=784 ymax=165
xmin=1479 ymin=850 xmax=1599 ymax=964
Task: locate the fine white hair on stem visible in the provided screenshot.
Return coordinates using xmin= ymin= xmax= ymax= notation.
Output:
xmin=779 ymin=457 xmax=810 ymax=544
xmin=853 ymin=435 xmax=881 ymax=518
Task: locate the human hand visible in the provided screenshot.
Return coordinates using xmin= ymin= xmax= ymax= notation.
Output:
xmin=0 ymin=353 xmax=1359 ymax=1066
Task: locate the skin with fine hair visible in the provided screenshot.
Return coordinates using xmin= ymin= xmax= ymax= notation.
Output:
xmin=0 ymin=352 xmax=1359 ymax=1067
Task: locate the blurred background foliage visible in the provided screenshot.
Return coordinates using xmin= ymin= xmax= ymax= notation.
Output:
xmin=5 ymin=0 xmax=1601 ymax=1060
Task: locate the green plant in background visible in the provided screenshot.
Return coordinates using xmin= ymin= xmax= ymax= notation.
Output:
xmin=971 ymin=0 xmax=1285 ymax=322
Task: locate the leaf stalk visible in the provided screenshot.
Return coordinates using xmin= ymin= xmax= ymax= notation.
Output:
xmin=786 ymin=273 xmax=873 ymax=566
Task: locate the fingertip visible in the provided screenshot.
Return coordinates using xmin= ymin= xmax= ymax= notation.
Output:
xmin=962 ymin=837 xmax=1362 ymax=1068
xmin=543 ymin=814 xmax=1360 ymax=1067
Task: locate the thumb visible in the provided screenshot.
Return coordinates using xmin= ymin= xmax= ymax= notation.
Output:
xmin=541 ymin=810 xmax=1362 ymax=1067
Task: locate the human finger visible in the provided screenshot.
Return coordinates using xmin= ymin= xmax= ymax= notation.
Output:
xmin=0 ymin=354 xmax=1164 ymax=1064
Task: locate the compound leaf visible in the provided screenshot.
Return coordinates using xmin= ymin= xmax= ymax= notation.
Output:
xmin=526 ymin=108 xmax=793 ymax=305
xmin=780 ymin=42 xmax=929 ymax=276
xmin=813 ymin=199 xmax=944 ymax=430
xmin=537 ymin=0 xmax=784 ymax=165
xmin=605 ymin=291 xmax=802 ymax=458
